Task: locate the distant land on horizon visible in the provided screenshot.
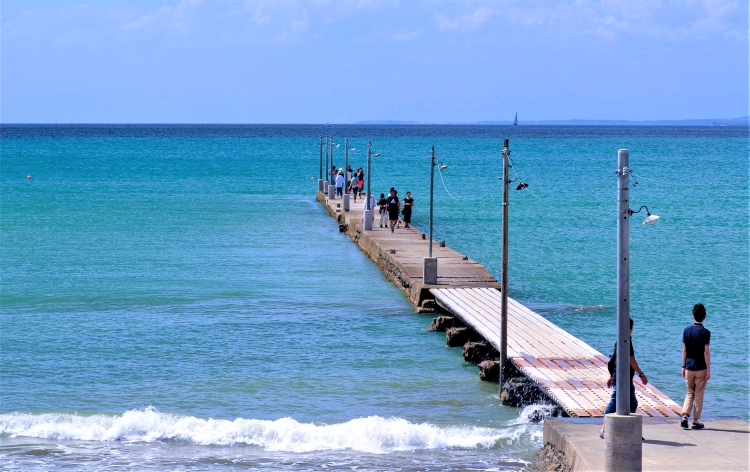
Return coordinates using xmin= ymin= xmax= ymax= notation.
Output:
xmin=355 ymin=116 xmax=749 ymax=126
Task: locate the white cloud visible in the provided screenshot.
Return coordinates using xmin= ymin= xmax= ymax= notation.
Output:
xmin=436 ymin=7 xmax=493 ymax=30
xmin=390 ymin=30 xmax=421 ymax=42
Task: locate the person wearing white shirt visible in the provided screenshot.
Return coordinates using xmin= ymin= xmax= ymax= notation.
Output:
xmin=335 ymin=171 xmax=345 ymax=197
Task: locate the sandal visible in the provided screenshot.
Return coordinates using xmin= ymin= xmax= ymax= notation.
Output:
xmin=680 ymin=417 xmax=689 ymax=429
xmin=691 ymin=422 xmax=704 ymax=430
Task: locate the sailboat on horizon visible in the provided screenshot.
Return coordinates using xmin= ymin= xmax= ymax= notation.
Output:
xmin=513 ymin=112 xmax=518 ymax=126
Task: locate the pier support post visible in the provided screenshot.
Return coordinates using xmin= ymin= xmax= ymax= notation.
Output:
xmin=604 ymin=414 xmax=642 ymax=471
xmin=423 ymin=257 xmax=437 ymax=284
xmin=343 ymin=194 xmax=350 ymax=211
xmin=328 ymin=184 xmax=336 ymax=200
xmin=318 ymin=179 xmax=325 ymax=192
xmin=363 ymin=209 xmax=374 ymax=230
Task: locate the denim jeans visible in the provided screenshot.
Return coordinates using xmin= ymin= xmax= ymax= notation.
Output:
xmin=604 ymin=380 xmax=638 ymax=415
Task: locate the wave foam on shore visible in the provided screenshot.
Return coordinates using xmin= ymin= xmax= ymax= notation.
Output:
xmin=0 ymin=407 xmax=536 ymax=453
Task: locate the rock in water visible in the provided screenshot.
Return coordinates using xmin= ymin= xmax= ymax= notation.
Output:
xmin=462 ymin=342 xmax=498 ymax=363
xmin=500 ymin=377 xmax=551 ymax=407
xmin=445 ymin=327 xmax=481 ymax=347
xmin=478 ymin=360 xmax=500 ymax=382
xmin=428 ymin=315 xmax=454 ymax=332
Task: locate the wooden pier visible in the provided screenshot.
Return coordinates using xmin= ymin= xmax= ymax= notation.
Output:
xmin=431 ymin=287 xmax=681 ymax=418
xmin=317 ymin=190 xmax=681 ymax=418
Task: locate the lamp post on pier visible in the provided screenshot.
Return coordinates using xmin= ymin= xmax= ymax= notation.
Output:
xmin=318 ymin=136 xmax=325 ymax=192
xmin=327 ymin=135 xmax=336 ymax=200
xmin=500 ymin=139 xmax=510 ymax=381
xmin=330 ymin=136 xmax=335 ymax=184
xmin=343 ymin=138 xmax=350 ymax=211
xmin=363 ymin=141 xmax=374 ymax=229
xmin=325 ymin=135 xmax=329 ymax=182
xmin=424 ymin=146 xmax=447 ymax=285
xmin=605 ymin=148 xmax=660 ymax=472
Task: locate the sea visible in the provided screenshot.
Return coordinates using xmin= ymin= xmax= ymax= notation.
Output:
xmin=1 ymin=124 xmax=747 ymax=471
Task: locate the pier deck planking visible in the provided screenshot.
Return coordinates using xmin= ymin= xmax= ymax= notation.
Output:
xmin=431 ymin=287 xmax=683 ymax=418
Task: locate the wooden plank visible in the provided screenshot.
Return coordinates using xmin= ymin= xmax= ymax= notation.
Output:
xmin=475 ymin=289 xmax=596 ymax=360
xmin=452 ymin=289 xmax=563 ymax=359
xmin=482 ymin=289 xmax=600 ymax=359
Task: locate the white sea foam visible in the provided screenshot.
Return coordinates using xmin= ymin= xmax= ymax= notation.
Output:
xmin=0 ymin=408 xmax=520 ymax=453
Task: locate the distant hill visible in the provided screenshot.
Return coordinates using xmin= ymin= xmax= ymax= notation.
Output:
xmin=352 ymin=116 xmax=749 ymax=126
xmin=353 ymin=120 xmax=420 ymax=125
xmin=477 ymin=116 xmax=749 ymax=126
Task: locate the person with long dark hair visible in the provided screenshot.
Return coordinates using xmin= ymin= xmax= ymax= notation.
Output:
xmin=386 ymin=189 xmax=400 ymax=233
xmin=402 ymin=192 xmax=414 ymax=229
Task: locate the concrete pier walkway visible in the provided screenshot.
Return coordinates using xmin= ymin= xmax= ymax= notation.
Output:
xmin=316 ymin=191 xmax=499 ymax=308
xmin=544 ymin=417 xmax=750 ymax=471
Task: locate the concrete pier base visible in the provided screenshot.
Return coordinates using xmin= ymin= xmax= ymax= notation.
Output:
xmin=328 ymin=185 xmax=336 ymax=200
xmin=343 ymin=194 xmax=350 ymax=211
xmin=318 ymin=179 xmax=325 ymax=192
xmin=604 ymin=414 xmax=642 ymax=472
xmin=423 ymin=257 xmax=437 ymax=284
xmin=363 ymin=209 xmax=374 ymax=230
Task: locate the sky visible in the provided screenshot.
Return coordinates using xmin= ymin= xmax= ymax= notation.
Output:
xmin=1 ymin=0 xmax=748 ymax=123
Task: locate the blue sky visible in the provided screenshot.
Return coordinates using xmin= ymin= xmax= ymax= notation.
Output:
xmin=1 ymin=0 xmax=747 ymax=123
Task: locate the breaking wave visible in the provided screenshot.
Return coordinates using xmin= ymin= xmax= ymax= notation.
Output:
xmin=0 ymin=407 xmax=529 ymax=454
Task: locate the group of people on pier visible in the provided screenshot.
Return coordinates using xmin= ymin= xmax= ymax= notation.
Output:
xmin=329 ymin=166 xmax=414 ymax=234
xmin=376 ymin=188 xmax=413 ymax=233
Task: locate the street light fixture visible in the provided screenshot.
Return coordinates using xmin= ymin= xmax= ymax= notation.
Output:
xmin=631 ymin=206 xmax=660 ymax=225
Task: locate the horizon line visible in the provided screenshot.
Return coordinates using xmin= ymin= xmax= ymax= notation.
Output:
xmin=1 ymin=116 xmax=748 ymax=127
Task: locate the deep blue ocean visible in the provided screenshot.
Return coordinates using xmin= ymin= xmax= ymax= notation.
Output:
xmin=1 ymin=124 xmax=747 ymax=470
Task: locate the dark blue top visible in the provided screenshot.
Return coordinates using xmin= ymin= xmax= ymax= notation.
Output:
xmin=683 ymin=324 xmax=710 ymax=371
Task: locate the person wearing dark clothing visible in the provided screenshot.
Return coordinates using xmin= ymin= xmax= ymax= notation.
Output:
xmin=357 ymin=169 xmax=364 ymax=197
xmin=681 ymin=303 xmax=711 ymax=429
xmin=377 ymin=193 xmax=387 ymax=228
xmin=402 ymin=192 xmax=414 ymax=229
xmin=600 ymin=318 xmax=648 ymax=438
xmin=350 ymin=174 xmax=359 ymax=202
xmin=386 ymin=189 xmax=400 ymax=233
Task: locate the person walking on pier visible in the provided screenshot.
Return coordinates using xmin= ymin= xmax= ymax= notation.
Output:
xmin=335 ymin=170 xmax=344 ymax=198
xmin=378 ymin=193 xmax=387 ymax=228
xmin=357 ymin=169 xmax=364 ymax=197
xmin=680 ymin=303 xmax=710 ymax=430
xmin=386 ymin=189 xmax=400 ymax=233
xmin=402 ymin=192 xmax=414 ymax=229
xmin=350 ymin=173 xmax=359 ymax=202
xmin=600 ymin=317 xmax=648 ymax=439
xmin=330 ymin=166 xmax=337 ymax=186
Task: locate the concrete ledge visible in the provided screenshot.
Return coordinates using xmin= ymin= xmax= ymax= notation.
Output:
xmin=544 ymin=417 xmax=750 ymax=471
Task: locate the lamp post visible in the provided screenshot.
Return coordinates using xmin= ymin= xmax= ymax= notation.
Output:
xmin=330 ymin=135 xmax=335 ymax=185
xmin=318 ymin=136 xmax=325 ymax=192
xmin=500 ymin=139 xmax=510 ymax=380
xmin=423 ymin=146 xmax=441 ymax=284
xmin=326 ymin=135 xmax=336 ymax=200
xmin=343 ymin=138 xmax=350 ymax=211
xmin=363 ymin=141 xmax=374 ymax=229
xmin=605 ymin=149 xmax=659 ymax=472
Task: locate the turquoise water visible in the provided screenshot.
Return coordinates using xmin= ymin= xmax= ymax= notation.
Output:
xmin=1 ymin=125 xmax=747 ymax=470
